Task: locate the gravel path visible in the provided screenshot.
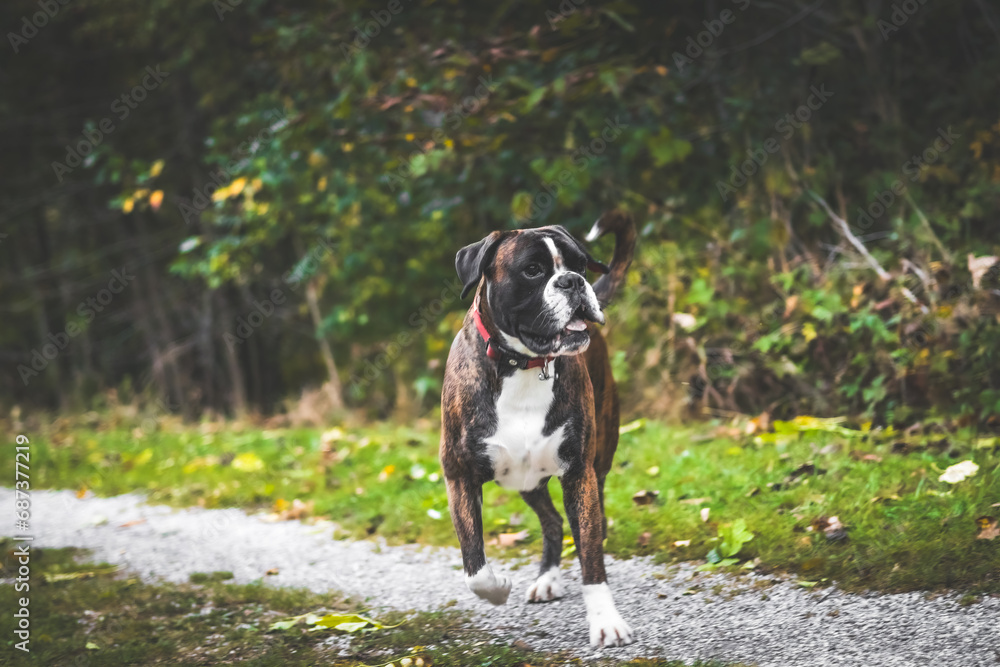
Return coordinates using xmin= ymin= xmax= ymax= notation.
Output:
xmin=6 ymin=489 xmax=998 ymax=666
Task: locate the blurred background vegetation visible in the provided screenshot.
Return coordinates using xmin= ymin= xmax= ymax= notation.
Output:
xmin=3 ymin=0 xmax=1000 ymax=428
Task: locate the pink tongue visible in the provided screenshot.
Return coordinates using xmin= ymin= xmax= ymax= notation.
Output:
xmin=564 ymin=319 xmax=587 ymax=332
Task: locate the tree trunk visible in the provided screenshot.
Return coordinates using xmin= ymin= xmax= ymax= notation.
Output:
xmin=216 ymin=290 xmax=248 ymax=418
xmin=305 ymin=278 xmax=343 ymax=411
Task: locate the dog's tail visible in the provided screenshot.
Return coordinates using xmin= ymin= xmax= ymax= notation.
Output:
xmin=585 ymin=209 xmax=636 ymax=307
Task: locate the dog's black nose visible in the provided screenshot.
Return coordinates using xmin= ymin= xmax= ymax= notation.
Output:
xmin=554 ymin=272 xmax=584 ymax=291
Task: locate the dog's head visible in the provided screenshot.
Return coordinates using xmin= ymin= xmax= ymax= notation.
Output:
xmin=455 ymin=226 xmax=608 ymax=357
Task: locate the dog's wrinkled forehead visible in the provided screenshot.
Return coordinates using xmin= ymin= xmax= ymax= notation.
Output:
xmin=492 ymin=228 xmax=588 ymax=277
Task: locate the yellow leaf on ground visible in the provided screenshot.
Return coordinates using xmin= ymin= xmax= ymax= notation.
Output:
xmin=232 ymin=452 xmax=264 ymax=472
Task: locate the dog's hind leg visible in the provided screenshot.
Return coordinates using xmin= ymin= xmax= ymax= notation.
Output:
xmin=521 ymin=479 xmax=566 ymax=602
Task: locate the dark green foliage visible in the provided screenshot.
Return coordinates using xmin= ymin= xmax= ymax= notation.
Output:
xmin=2 ymin=0 xmax=999 ymax=424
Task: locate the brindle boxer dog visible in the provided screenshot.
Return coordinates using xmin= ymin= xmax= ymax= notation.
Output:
xmin=439 ymin=210 xmax=636 ymax=648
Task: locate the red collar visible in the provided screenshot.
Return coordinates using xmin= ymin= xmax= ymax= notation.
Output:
xmin=472 ymin=295 xmax=552 ymax=370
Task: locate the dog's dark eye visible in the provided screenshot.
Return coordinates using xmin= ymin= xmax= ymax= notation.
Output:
xmin=523 ymin=263 xmax=543 ymax=278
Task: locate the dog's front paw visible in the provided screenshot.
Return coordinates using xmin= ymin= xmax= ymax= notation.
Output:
xmin=589 ymin=612 xmax=634 ymax=648
xmin=582 ymin=583 xmax=634 ymax=648
xmin=466 ymin=566 xmax=512 ymax=605
xmin=525 ymin=567 xmax=565 ymax=602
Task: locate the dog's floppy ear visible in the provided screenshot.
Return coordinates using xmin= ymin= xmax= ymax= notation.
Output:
xmin=548 ymin=226 xmax=609 ymax=275
xmin=456 ymin=231 xmax=505 ymax=299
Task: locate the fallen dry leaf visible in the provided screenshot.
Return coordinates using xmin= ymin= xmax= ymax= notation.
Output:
xmin=744 ymin=411 xmax=771 ymax=435
xmin=118 ymin=519 xmax=146 ymax=528
xmin=700 ymin=507 xmax=710 ymax=522
xmin=809 ymin=515 xmax=847 ymax=541
xmin=672 ymin=312 xmax=697 ymax=330
xmin=976 ymin=516 xmax=998 ymax=540
xmin=679 ymin=497 xmax=711 ymax=506
xmin=43 ymin=565 xmax=121 ymax=583
xmin=637 ymin=532 xmax=652 ymax=546
xmin=673 ymin=539 xmax=692 ymax=547
xmin=265 ymin=568 xmax=279 ymax=576
xmin=784 ymin=295 xmax=799 ymax=318
xmin=632 ymin=490 xmax=659 ymax=505
xmin=278 ymin=498 xmax=314 ymax=521
xmin=939 ymin=460 xmax=979 ymax=484
xmin=968 ymin=253 xmax=999 ymax=289
xmin=489 ymin=530 xmax=529 ymax=548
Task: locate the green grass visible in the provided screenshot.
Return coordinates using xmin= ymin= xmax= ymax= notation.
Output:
xmin=8 ymin=417 xmax=1000 ymax=593
xmin=0 ymin=542 xmax=730 ymax=666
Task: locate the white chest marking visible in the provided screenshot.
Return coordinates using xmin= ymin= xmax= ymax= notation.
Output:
xmin=485 ymin=370 xmax=566 ymax=491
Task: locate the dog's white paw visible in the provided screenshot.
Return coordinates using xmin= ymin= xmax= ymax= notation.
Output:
xmin=582 ymin=582 xmax=634 ymax=648
xmin=466 ymin=565 xmax=511 ymax=606
xmin=525 ymin=567 xmax=565 ymax=603
xmin=588 ymin=612 xmax=634 ymax=648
